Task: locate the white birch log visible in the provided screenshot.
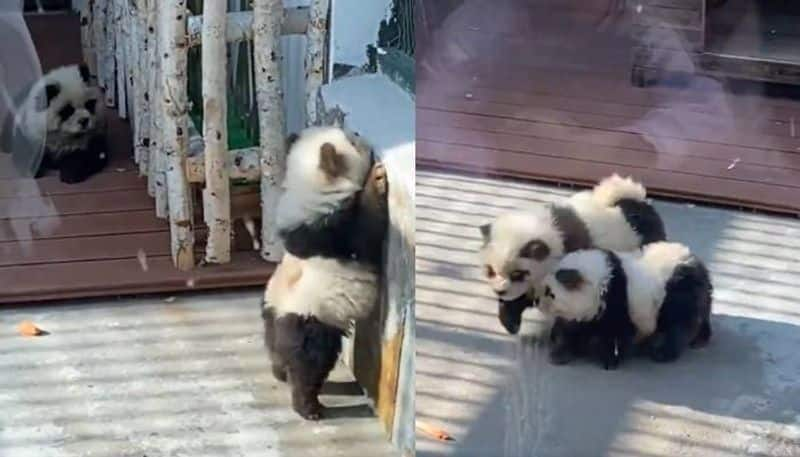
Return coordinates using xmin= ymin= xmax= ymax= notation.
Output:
xmin=80 ymin=0 xmax=96 ymax=77
xmin=186 ymin=8 xmax=309 ymax=47
xmin=147 ymin=0 xmax=167 ymax=217
xmin=124 ymin=0 xmax=135 ymax=122
xmin=201 ymin=0 xmax=231 ymax=264
xmin=305 ymin=0 xmax=330 ymax=126
xmin=92 ymin=0 xmax=105 ymax=90
xmin=115 ymin=0 xmax=127 ymax=118
xmin=160 ymin=0 xmax=194 ymax=270
xmin=145 ymin=0 xmax=157 ymax=194
xmin=135 ymin=0 xmax=150 ymax=176
xmin=103 ymin=0 xmax=115 ymax=107
xmin=253 ymin=0 xmax=287 ymax=262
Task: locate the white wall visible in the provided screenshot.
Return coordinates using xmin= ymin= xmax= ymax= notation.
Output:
xmin=331 ymin=0 xmax=392 ymax=68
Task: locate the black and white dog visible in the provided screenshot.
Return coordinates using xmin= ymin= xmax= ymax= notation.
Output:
xmin=478 ymin=174 xmax=666 ymax=364
xmin=1 ymin=64 xmax=107 ymax=183
xmin=261 ymin=126 xmax=388 ymax=420
xmin=539 ymin=242 xmax=713 ymax=369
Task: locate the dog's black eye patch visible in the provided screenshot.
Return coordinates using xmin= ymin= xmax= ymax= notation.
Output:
xmin=45 ymin=83 xmax=60 ymax=105
xmin=509 ymin=270 xmax=528 ymax=282
xmin=85 ymin=99 xmax=97 ymax=113
xmin=58 ymin=103 xmax=76 ymax=122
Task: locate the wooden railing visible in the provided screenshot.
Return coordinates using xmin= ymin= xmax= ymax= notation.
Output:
xmin=80 ymin=0 xmax=329 ymax=270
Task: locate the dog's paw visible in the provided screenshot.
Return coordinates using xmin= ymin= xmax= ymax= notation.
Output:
xmin=548 ymin=344 xmax=576 ymax=366
xmin=271 ymin=364 xmax=288 ymax=383
xmin=368 ymin=162 xmax=387 ymax=196
xmin=295 ymin=403 xmax=323 ymax=421
xmin=601 ymin=348 xmax=620 ymax=370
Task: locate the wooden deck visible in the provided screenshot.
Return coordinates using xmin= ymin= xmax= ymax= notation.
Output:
xmin=0 ymin=13 xmax=273 ymax=304
xmin=417 ymin=0 xmax=800 ymax=215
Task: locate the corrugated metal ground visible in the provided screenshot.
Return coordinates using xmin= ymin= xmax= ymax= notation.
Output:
xmin=0 ymin=289 xmax=399 ymax=457
xmin=416 ymin=169 xmax=800 ymax=457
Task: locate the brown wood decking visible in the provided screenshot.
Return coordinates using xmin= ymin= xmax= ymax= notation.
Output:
xmin=416 ymin=0 xmax=800 ymax=215
xmin=0 ymin=13 xmax=273 ymax=304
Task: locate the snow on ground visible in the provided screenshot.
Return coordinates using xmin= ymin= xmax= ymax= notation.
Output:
xmin=416 ymin=170 xmax=800 ymax=457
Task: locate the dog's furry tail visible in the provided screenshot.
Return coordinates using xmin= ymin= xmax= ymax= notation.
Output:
xmin=592 ymin=173 xmax=647 ymax=206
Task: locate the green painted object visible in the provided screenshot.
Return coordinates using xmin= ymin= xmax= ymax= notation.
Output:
xmin=186 ymin=1 xmax=260 ymax=150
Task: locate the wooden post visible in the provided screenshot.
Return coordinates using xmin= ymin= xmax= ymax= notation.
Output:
xmin=145 ymin=0 xmax=157 ymax=194
xmin=92 ymin=0 xmax=105 ymax=91
xmin=147 ymin=0 xmax=167 ymax=217
xmin=125 ymin=0 xmax=136 ymax=121
xmin=134 ymin=0 xmax=150 ymax=176
xmin=252 ymin=0 xmax=286 ymax=262
xmin=103 ymin=0 xmax=115 ymax=107
xmin=114 ymin=0 xmax=127 ymax=118
xmin=201 ymin=0 xmax=231 ymax=264
xmin=80 ymin=0 xmax=96 ymax=78
xmin=305 ymin=0 xmax=329 ymax=126
xmin=160 ymin=0 xmax=194 ymax=270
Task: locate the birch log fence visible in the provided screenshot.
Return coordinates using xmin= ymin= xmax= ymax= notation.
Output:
xmin=79 ymin=0 xmax=328 ymax=270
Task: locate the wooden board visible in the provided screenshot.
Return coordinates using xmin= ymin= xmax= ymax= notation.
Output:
xmin=0 ymin=252 xmax=273 ymax=304
xmin=417 ymin=0 xmax=800 ymax=216
xmin=0 ymin=13 xmax=274 ymax=304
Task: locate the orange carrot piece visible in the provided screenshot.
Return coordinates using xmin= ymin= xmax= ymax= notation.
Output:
xmin=416 ymin=420 xmax=454 ymax=441
xmin=18 ymin=320 xmax=46 ymax=337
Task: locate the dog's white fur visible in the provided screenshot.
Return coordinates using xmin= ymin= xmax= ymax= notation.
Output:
xmin=264 ymin=253 xmax=378 ymax=330
xmin=590 ymin=174 xmax=646 ymax=207
xmin=541 ymin=242 xmax=694 ymax=340
xmin=14 ymin=65 xmax=104 ymax=156
xmin=276 ymin=126 xmax=372 ymax=232
xmin=479 ymin=174 xmax=648 ymax=300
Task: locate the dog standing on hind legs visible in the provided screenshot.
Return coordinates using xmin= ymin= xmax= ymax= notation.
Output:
xmin=261 ymin=127 xmax=389 ymax=420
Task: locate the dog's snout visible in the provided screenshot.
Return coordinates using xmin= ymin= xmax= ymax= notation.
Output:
xmin=493 ymin=284 xmax=509 ymax=296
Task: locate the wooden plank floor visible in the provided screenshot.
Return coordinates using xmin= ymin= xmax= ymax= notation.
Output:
xmin=0 ymin=13 xmax=273 ymax=304
xmin=417 ymin=0 xmax=800 ymax=215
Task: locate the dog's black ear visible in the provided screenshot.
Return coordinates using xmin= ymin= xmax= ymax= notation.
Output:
xmin=555 ymin=268 xmax=585 ymax=291
xmin=286 ymin=132 xmax=299 ymax=151
xmin=520 ymin=239 xmax=550 ymax=261
xmin=45 ymin=83 xmax=61 ymax=105
xmin=78 ymin=64 xmax=91 ymax=84
xmin=479 ymin=223 xmax=491 ymax=244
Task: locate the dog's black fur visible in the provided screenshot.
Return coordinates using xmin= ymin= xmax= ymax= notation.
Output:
xmin=35 ymin=134 xmax=108 ymax=183
xmin=591 ymin=251 xmax=637 ymax=369
xmin=648 ymin=257 xmax=713 ymax=362
xmin=549 ymin=204 xmax=593 ymax=253
xmin=498 ymin=294 xmax=534 ymax=335
xmin=615 ymin=198 xmax=667 ymax=246
xmin=262 ymin=305 xmax=346 ymax=420
xmin=278 ymin=184 xmax=387 ymax=266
